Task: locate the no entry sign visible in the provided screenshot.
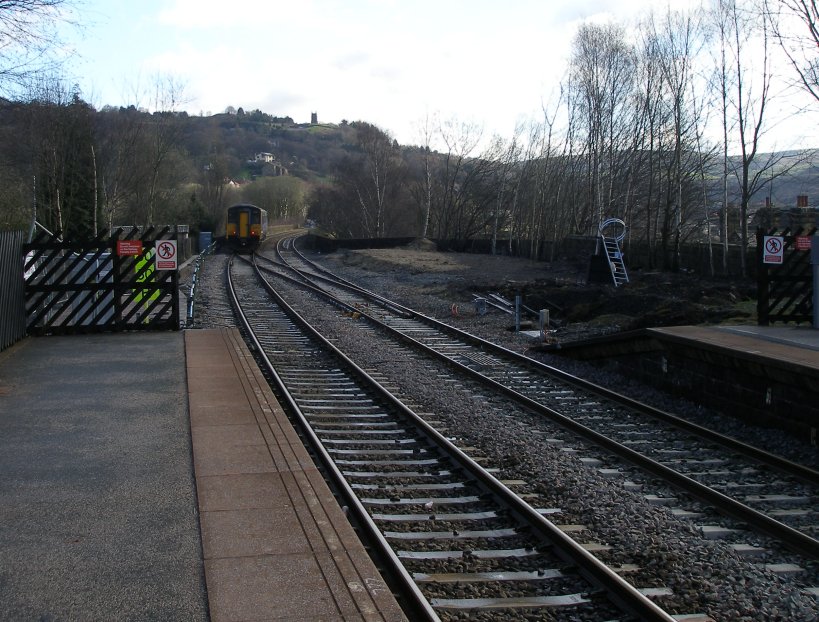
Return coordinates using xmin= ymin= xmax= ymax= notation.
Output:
xmin=763 ymin=236 xmax=784 ymax=264
xmin=155 ymin=240 xmax=178 ymax=270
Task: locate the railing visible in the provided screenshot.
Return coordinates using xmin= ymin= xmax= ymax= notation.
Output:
xmin=186 ymin=242 xmax=216 ymax=326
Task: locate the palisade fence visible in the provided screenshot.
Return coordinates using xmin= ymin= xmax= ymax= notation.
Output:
xmin=756 ymin=226 xmax=816 ymax=326
xmin=22 ymin=226 xmax=185 ymax=336
xmin=1 ymin=226 xmax=193 ymax=352
xmin=0 ymin=230 xmax=26 ymax=351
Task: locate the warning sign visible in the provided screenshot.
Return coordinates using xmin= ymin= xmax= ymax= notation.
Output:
xmin=763 ymin=236 xmax=784 ymax=264
xmin=155 ymin=240 xmax=178 ymax=270
xmin=117 ymin=240 xmax=143 ymax=256
xmin=795 ymin=236 xmax=812 ymax=251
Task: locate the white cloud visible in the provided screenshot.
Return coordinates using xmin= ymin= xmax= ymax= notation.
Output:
xmin=68 ymin=0 xmax=817 ymax=150
xmin=156 ymin=0 xmax=319 ymax=29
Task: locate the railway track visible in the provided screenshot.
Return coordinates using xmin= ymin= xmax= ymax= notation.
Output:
xmin=258 ymin=237 xmax=819 ymax=577
xmin=226 ymin=253 xmax=678 ymax=621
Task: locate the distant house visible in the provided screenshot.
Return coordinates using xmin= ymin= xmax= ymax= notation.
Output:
xmin=753 ymin=195 xmax=819 ymax=230
xmin=248 ymin=152 xmax=289 ymax=176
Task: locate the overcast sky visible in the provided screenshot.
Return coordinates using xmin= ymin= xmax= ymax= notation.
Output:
xmin=65 ymin=0 xmax=817 ymax=151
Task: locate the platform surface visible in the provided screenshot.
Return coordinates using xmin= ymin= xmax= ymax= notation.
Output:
xmin=0 ymin=332 xmax=208 ymax=620
xmin=0 ymin=328 xmax=407 ymax=621
xmin=187 ymin=328 xmax=407 ymax=622
xmin=649 ymin=324 xmax=819 ymax=372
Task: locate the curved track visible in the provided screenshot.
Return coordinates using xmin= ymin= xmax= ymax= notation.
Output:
xmin=262 ymin=236 xmax=819 ymax=566
xmin=227 ymin=252 xmax=678 ymax=622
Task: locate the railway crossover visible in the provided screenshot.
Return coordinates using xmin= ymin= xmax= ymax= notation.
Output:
xmin=265 ymin=236 xmax=819 ymax=563
xmin=227 ymin=253 xmax=677 ymax=621
xmin=204 ymin=233 xmax=819 ymax=620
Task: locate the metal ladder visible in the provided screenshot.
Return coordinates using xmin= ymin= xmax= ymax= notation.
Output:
xmin=599 ymin=218 xmax=629 ymax=287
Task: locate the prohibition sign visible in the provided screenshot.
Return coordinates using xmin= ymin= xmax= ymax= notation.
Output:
xmin=765 ymin=237 xmax=781 ymax=254
xmin=763 ymin=235 xmax=784 ymax=264
xmin=155 ymin=240 xmax=178 ymax=270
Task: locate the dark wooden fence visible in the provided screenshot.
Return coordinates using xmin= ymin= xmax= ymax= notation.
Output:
xmin=23 ymin=227 xmax=182 ymax=335
xmin=756 ymin=226 xmax=816 ymax=325
xmin=304 ymin=233 xmax=758 ymax=278
xmin=0 ymin=230 xmax=26 ymax=350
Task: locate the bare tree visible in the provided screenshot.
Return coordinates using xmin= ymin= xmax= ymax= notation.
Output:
xmin=145 ymin=74 xmax=187 ymax=224
xmin=647 ymin=7 xmax=708 ymax=270
xmin=200 ymin=155 xmax=236 ymax=220
xmin=488 ymin=127 xmax=523 ymax=255
xmin=334 ymin=122 xmax=402 ymax=238
xmin=720 ymin=0 xmax=788 ymax=276
xmin=95 ymin=105 xmax=146 ymax=231
xmin=0 ymin=0 xmax=79 ymax=92
xmin=23 ymin=78 xmax=96 ymax=238
xmin=765 ymin=0 xmax=819 ymax=100
xmin=413 ymin=111 xmax=436 ymax=240
xmin=242 ymin=176 xmax=307 ymax=220
xmin=356 ymin=122 xmax=399 ymax=237
xmin=631 ymin=22 xmax=671 ymax=260
xmin=537 ymin=100 xmax=576 ymax=261
xmin=430 ymin=117 xmax=486 ymax=240
xmin=711 ymin=0 xmax=735 ymax=273
xmin=568 ymin=22 xmax=637 ymax=233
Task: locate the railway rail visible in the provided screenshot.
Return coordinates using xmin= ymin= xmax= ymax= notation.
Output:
xmin=247 ymin=237 xmax=819 ymax=599
xmin=226 ymin=253 xmax=679 ymax=621
xmin=261 ymin=236 xmax=819 ymax=563
xmin=193 ymin=231 xmax=819 ymax=620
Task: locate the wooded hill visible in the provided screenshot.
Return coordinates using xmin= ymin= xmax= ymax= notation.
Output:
xmin=0 ymin=98 xmax=816 ymax=274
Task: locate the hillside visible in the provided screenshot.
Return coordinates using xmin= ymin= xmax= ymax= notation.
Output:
xmin=194 ymin=114 xmax=819 ymax=209
xmin=1 ymin=99 xmax=817 ymax=252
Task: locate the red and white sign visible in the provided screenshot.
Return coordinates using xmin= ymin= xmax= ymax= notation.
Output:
xmin=154 ymin=240 xmax=178 ymax=270
xmin=763 ymin=236 xmax=784 ymax=264
xmin=795 ymin=236 xmax=812 ymax=251
xmin=117 ymin=240 xmax=143 ymax=256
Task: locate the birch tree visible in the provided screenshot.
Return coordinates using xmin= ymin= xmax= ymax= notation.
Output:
xmin=719 ymin=0 xmax=786 ymax=276
xmin=568 ymin=22 xmax=637 ymax=233
xmin=334 ymin=122 xmax=402 ymax=238
xmin=414 ymin=111 xmax=435 ymax=240
xmin=648 ymin=7 xmax=707 ymax=269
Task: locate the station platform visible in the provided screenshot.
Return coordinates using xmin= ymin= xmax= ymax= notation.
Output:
xmin=543 ymin=324 xmax=819 ymax=444
xmin=187 ymin=328 xmax=405 ymax=622
xmin=0 ymin=328 xmax=406 ymax=622
xmin=653 ymin=324 xmax=819 ymax=370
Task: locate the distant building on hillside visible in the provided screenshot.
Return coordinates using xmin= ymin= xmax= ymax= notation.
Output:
xmin=753 ymin=195 xmax=819 ymax=230
xmin=311 ymin=111 xmax=318 ymax=124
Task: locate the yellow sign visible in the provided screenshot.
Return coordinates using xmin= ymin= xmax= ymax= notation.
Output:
xmin=134 ymin=249 xmax=160 ymax=303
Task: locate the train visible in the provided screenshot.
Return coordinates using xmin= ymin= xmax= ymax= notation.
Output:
xmin=224 ymin=203 xmax=268 ymax=252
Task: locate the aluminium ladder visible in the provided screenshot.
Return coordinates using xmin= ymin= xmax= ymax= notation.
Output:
xmin=599 ymin=218 xmax=629 ymax=287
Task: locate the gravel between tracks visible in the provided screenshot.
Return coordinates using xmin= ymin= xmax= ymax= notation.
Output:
xmin=190 ymin=248 xmax=819 ymax=622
